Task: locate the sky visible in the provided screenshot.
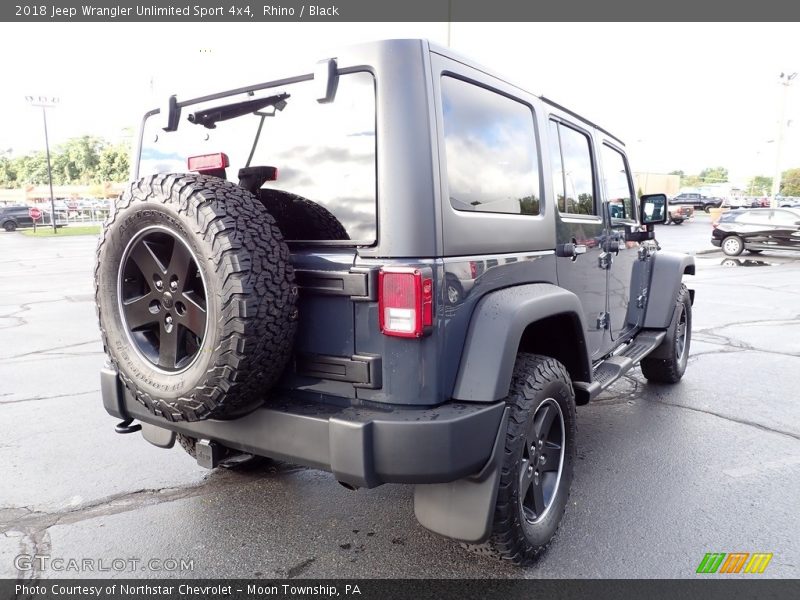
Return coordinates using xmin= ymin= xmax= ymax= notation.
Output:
xmin=0 ymin=22 xmax=798 ymax=188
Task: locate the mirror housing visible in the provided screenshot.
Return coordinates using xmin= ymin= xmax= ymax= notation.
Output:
xmin=160 ymin=94 xmax=181 ymax=132
xmin=315 ymin=58 xmax=339 ymax=104
xmin=640 ymin=193 xmax=668 ymax=225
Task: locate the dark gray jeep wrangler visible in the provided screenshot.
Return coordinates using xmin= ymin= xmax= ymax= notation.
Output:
xmin=96 ymin=39 xmax=693 ymax=564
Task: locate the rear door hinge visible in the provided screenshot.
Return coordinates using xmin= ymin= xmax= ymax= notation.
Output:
xmin=598 ymin=252 xmax=613 ymax=270
xmin=596 ymin=312 xmax=610 ymax=330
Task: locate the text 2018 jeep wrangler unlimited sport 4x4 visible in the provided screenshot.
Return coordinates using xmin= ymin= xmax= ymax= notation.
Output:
xmin=96 ymin=40 xmax=694 ymax=565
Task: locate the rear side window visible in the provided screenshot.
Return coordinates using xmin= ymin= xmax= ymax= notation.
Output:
xmin=441 ymin=76 xmax=541 ymax=216
xmin=549 ymin=121 xmax=596 ymax=215
xmin=139 ymin=72 xmax=377 ymax=244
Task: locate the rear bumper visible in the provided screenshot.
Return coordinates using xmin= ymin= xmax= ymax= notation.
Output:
xmin=711 ymin=239 xmax=721 ymax=247
xmin=101 ymin=367 xmax=505 ymax=489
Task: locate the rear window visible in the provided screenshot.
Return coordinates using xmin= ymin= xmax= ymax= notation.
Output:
xmin=139 ymin=72 xmax=377 ymax=244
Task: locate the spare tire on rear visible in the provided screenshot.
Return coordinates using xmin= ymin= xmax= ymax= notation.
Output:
xmin=95 ymin=173 xmax=298 ymax=422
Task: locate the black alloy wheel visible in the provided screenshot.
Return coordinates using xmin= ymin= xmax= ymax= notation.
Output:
xmin=119 ymin=227 xmax=207 ymax=372
xmin=519 ymin=398 xmax=565 ymax=524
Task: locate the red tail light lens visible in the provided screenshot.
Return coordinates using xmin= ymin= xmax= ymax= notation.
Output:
xmin=187 ymin=152 xmax=229 ymax=173
xmin=378 ymin=268 xmax=433 ymax=338
xmin=469 ymin=261 xmax=478 ymax=279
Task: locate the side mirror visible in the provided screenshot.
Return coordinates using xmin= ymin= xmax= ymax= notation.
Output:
xmin=640 ymin=193 xmax=668 ymax=225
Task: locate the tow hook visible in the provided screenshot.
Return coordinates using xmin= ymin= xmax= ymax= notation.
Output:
xmin=114 ymin=418 xmax=142 ymax=434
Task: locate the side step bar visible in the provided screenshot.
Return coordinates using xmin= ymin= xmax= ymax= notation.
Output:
xmin=573 ymin=330 xmax=666 ymax=402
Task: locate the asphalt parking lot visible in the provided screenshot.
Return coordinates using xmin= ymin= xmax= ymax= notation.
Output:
xmin=1 ymin=216 xmax=799 ymax=579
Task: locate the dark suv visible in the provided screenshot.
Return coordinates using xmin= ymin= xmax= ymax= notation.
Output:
xmin=96 ymin=40 xmax=694 ymax=565
xmin=0 ymin=205 xmax=52 ymax=231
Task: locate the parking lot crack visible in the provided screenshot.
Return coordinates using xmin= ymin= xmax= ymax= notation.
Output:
xmin=648 ymin=397 xmax=800 ymax=443
xmin=0 ymin=390 xmax=98 ymax=405
xmin=0 ymin=474 xmax=253 ymax=536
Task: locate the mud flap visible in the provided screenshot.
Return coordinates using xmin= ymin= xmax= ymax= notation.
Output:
xmin=413 ymin=408 xmax=509 ymax=543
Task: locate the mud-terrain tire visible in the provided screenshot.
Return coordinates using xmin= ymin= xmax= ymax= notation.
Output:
xmin=641 ymin=284 xmax=691 ymax=384
xmin=95 ymin=174 xmax=298 ymax=422
xmin=258 ymin=189 xmax=349 ymax=241
xmin=464 ymin=354 xmax=576 ymax=565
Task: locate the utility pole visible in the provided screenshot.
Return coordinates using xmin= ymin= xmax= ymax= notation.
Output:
xmin=770 ymin=72 xmax=797 ymax=208
xmin=25 ymin=95 xmax=60 ymax=233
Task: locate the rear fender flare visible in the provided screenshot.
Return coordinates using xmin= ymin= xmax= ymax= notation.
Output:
xmin=452 ymin=283 xmax=590 ymax=402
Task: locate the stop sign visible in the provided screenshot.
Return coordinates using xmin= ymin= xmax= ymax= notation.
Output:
xmin=29 ymin=206 xmax=42 ymax=221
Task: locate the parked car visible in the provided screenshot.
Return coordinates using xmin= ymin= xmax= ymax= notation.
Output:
xmin=666 ymin=202 xmax=694 ymax=225
xmin=711 ymin=208 xmax=800 ymax=255
xmin=0 ymin=205 xmax=53 ymax=231
xmin=96 ymin=39 xmax=694 ymax=566
xmin=671 ymin=192 xmax=723 ymax=212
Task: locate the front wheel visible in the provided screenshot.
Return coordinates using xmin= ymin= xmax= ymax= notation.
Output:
xmin=3 ymin=221 xmax=16 ymax=232
xmin=641 ymin=284 xmax=691 ymax=384
xmin=722 ymin=235 xmax=744 ymax=256
xmin=465 ymin=354 xmax=576 ymax=565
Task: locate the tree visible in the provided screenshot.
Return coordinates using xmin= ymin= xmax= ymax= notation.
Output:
xmin=668 ymin=170 xmax=685 ymax=177
xmin=51 ymin=136 xmax=104 ymax=185
xmin=747 ymin=175 xmax=772 ymax=196
xmin=698 ymin=166 xmax=728 ymax=183
xmin=95 ymin=143 xmax=131 ymax=183
xmin=780 ymin=168 xmax=800 ymax=196
xmin=0 ymin=157 xmax=16 ymax=187
xmin=14 ymin=153 xmax=51 ymax=185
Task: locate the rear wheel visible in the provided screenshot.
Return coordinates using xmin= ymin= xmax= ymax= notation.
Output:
xmin=465 ymin=354 xmax=576 ymax=565
xmin=721 ymin=235 xmax=744 ymax=256
xmin=3 ymin=221 xmax=16 ymax=232
xmin=641 ymin=284 xmax=691 ymax=384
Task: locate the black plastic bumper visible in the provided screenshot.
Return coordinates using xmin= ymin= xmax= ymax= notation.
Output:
xmin=101 ymin=367 xmax=505 ymax=489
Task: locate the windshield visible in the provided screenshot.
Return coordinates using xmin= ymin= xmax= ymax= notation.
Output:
xmin=139 ymin=71 xmax=377 ymax=244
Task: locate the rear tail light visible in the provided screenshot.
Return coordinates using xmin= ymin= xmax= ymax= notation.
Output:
xmin=469 ymin=261 xmax=478 ymax=279
xmin=378 ymin=267 xmax=433 ymax=338
xmin=712 ymin=220 xmax=719 ymax=228
xmin=188 ymin=152 xmax=229 ymax=174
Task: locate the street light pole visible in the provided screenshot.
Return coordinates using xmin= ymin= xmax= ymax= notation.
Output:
xmin=41 ymin=106 xmax=57 ymax=233
xmin=25 ymin=95 xmax=60 ymax=233
xmin=770 ymin=72 xmax=797 ymax=208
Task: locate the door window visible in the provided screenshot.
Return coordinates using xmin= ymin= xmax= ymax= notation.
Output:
xmin=601 ymin=144 xmax=635 ymax=222
xmin=549 ymin=121 xmax=596 ymax=215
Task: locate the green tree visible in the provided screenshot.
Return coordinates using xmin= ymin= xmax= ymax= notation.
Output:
xmin=0 ymin=157 xmax=17 ymax=187
xmin=51 ymin=136 xmax=104 ymax=184
xmin=95 ymin=143 xmax=131 ymax=183
xmin=780 ymin=168 xmax=800 ymax=196
xmin=698 ymin=166 xmax=728 ymax=183
xmin=747 ymin=175 xmax=772 ymax=196
xmin=14 ymin=152 xmax=51 ymax=185
xmin=668 ymin=170 xmax=685 ymax=177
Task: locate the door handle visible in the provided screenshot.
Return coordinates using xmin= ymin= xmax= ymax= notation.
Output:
xmin=556 ymin=242 xmax=587 ymax=261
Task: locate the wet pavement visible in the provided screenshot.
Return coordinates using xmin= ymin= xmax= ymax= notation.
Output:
xmin=1 ymin=227 xmax=798 ymax=579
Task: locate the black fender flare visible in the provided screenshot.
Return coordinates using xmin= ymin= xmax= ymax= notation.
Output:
xmin=452 ymin=283 xmax=590 ymax=402
xmin=643 ymin=251 xmax=695 ymax=329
